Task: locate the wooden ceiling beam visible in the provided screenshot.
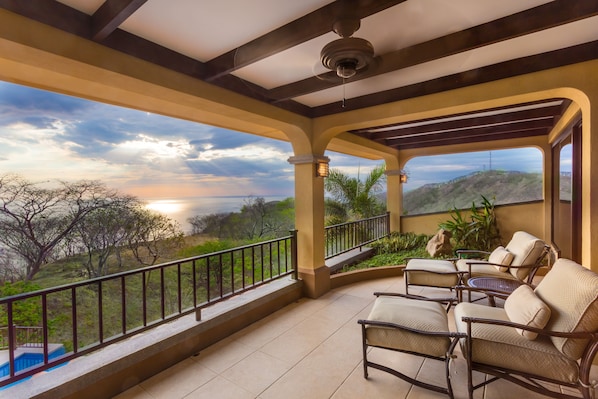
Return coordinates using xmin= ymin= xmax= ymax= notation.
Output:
xmin=382 ymin=120 xmax=553 ymax=147
xmin=92 ymin=0 xmax=147 ymax=41
xmin=202 ymin=0 xmax=406 ymax=82
xmin=361 ymin=106 xmax=560 ymax=141
xmin=395 ymin=129 xmax=548 ymax=150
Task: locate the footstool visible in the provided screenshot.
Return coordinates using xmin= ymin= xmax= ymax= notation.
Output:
xmin=404 ymin=258 xmax=461 ymax=294
xmin=358 ymin=295 xmax=465 ymax=399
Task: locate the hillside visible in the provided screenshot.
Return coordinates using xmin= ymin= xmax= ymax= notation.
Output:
xmin=402 ymin=170 xmax=548 ymax=215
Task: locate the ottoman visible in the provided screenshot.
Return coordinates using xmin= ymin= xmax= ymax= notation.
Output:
xmin=404 ymin=258 xmax=460 ymax=294
xmin=358 ymin=295 xmax=464 ymax=399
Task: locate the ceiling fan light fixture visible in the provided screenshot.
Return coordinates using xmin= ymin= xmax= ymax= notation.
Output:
xmin=336 ymin=59 xmax=357 ymax=79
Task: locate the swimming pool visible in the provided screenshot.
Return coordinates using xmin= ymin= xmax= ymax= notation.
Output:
xmin=0 ymin=345 xmax=66 ymax=377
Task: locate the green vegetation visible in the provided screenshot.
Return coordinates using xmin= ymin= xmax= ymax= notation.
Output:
xmin=187 ymin=196 xmax=295 ymax=240
xmin=403 ymin=170 xmax=543 ymax=215
xmin=439 ymin=195 xmax=500 ymax=252
xmin=341 ymin=232 xmax=432 ymax=272
xmin=324 ymin=164 xmax=386 ymax=225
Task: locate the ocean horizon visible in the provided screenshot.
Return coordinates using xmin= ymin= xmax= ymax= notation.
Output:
xmin=143 ymin=195 xmax=291 ymax=234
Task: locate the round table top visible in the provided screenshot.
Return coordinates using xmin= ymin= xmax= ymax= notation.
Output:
xmin=467 ymin=276 xmax=526 ymax=294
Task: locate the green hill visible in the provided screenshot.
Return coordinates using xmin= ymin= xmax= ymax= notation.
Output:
xmin=403 ymin=170 xmax=546 ymax=215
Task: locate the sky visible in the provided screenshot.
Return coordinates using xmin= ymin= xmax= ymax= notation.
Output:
xmin=0 ymin=81 xmax=560 ymax=200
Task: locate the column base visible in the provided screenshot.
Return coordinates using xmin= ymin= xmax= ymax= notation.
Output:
xmin=298 ymin=265 xmax=330 ymax=298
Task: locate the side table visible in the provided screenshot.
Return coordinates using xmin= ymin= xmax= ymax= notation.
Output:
xmin=466 ymin=277 xmax=527 ymax=306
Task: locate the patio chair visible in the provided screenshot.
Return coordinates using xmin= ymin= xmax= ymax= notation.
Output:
xmin=454 ymin=258 xmax=598 ymax=399
xmin=404 ymin=231 xmax=549 ymax=295
xmin=358 ymin=293 xmax=465 ymax=399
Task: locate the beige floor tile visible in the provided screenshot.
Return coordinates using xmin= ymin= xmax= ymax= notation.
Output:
xmin=220 ymin=350 xmax=291 ymax=395
xmin=136 ymin=357 xmax=217 ymax=399
xmin=332 ymin=362 xmax=414 ymax=399
xmin=259 ymin=315 xmax=341 ymax=364
xmin=260 ymin=320 xmax=367 ymax=399
xmin=333 ymin=277 xmax=399 ymax=299
xmin=194 ymin=337 xmax=255 ymax=374
xmin=483 ymin=377 xmax=553 ymax=399
xmin=184 ymin=375 xmax=254 ymax=399
xmin=113 ymin=385 xmax=154 ymax=399
xmin=312 ymin=293 xmax=371 ymax=325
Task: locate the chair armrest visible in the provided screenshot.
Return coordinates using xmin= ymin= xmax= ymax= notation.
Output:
xmin=457 ymin=249 xmax=491 ymax=259
xmin=405 ymin=256 xmax=458 ymax=262
xmin=404 ymin=268 xmax=464 ymax=275
xmin=460 ymin=316 xmax=598 ymax=340
xmin=373 ymin=292 xmax=457 ymax=311
xmin=374 ymin=291 xmax=456 ymax=302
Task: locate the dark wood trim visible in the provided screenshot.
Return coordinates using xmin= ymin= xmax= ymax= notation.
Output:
xmin=268 ymin=0 xmax=598 ymax=102
xmin=202 ymin=0 xmax=407 ymax=81
xmin=394 ymin=129 xmax=548 ymax=150
xmin=92 ymin=0 xmax=147 ymax=41
xmin=572 ymin=121 xmax=582 ymax=262
xmin=0 ymin=0 xmax=90 ymax=37
xmin=382 ymin=120 xmax=551 ymax=147
xmin=312 ymin=40 xmax=598 ymax=117
xmin=361 ymin=106 xmax=559 ymax=141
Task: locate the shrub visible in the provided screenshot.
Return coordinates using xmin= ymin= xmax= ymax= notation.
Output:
xmin=439 ymin=195 xmax=500 ymax=251
xmin=369 ymin=232 xmax=432 ymax=255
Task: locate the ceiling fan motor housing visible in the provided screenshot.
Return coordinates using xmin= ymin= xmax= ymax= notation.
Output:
xmin=320 ymin=37 xmax=374 ymax=78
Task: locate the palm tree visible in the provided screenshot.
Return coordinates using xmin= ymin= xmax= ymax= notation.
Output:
xmin=324 ymin=164 xmax=386 ymax=225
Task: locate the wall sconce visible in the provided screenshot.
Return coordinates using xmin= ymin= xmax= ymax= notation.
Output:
xmin=400 ymin=171 xmax=408 ymax=183
xmin=316 ymin=160 xmax=329 ymax=177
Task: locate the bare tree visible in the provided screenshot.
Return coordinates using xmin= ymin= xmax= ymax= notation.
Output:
xmin=75 ymin=197 xmax=138 ymax=277
xmin=0 ymin=174 xmax=118 ymax=280
xmin=127 ymin=207 xmax=184 ymax=266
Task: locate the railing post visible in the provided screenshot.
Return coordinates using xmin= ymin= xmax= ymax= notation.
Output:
xmin=290 ymin=229 xmax=298 ymax=280
xmin=386 ymin=211 xmax=391 ymax=236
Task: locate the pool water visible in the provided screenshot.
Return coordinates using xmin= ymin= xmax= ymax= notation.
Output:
xmin=0 ymin=345 xmax=66 ymax=377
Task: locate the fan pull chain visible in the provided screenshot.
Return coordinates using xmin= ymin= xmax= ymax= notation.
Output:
xmin=342 ymin=77 xmax=346 ymax=108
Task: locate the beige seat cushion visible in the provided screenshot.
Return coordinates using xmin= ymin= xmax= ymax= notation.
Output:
xmin=454 ymin=302 xmax=580 ymax=383
xmin=488 ymin=246 xmax=513 ymax=272
xmin=504 ymin=285 xmax=551 ymax=340
xmin=405 ymin=259 xmax=459 ymax=288
xmin=365 ymin=295 xmax=450 ymax=358
xmin=456 ymin=259 xmax=517 ymax=280
xmin=534 ymin=258 xmax=598 ymax=360
xmin=505 ymin=231 xmax=546 ymax=280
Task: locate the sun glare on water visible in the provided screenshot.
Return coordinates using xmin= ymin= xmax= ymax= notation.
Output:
xmin=145 ymin=200 xmax=183 ymax=215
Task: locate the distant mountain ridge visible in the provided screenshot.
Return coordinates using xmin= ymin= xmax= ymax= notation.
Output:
xmin=402 ymin=170 xmax=546 ymax=215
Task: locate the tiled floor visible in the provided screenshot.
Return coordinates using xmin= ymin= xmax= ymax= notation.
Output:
xmin=114 ymin=276 xmax=596 ymax=399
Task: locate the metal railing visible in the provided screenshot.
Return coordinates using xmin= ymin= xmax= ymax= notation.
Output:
xmin=0 ymin=231 xmax=297 ymax=387
xmin=0 ymin=326 xmax=43 ymax=350
xmin=324 ymin=213 xmax=390 ymax=259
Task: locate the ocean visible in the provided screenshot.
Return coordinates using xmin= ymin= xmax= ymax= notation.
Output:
xmin=143 ymin=195 xmax=290 ymax=234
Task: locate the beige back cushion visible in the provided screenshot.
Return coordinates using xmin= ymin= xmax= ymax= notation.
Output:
xmin=488 ymin=246 xmax=514 ymax=272
xmin=505 ymin=231 xmax=546 ymax=280
xmin=504 ymin=285 xmax=551 ymax=340
xmin=534 ymin=258 xmax=598 ymax=360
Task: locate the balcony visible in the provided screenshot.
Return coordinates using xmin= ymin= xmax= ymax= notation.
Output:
xmin=4 ymin=272 xmax=595 ymax=399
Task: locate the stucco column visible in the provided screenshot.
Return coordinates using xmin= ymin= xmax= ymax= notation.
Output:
xmin=288 ymin=155 xmax=330 ymax=298
xmin=385 ymin=169 xmax=403 ymax=232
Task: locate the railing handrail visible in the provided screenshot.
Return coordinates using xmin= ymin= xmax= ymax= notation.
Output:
xmin=324 ymin=213 xmax=389 ymax=230
xmin=324 ymin=213 xmax=390 ymax=260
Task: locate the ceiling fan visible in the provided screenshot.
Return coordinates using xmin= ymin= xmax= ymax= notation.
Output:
xmin=320 ymin=15 xmax=375 ymax=80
